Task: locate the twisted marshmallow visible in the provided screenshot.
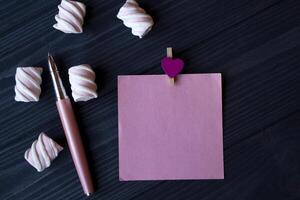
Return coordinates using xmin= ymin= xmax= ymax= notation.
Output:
xmin=15 ymin=67 xmax=43 ymax=102
xmin=24 ymin=133 xmax=63 ymax=172
xmin=69 ymin=64 xmax=98 ymax=102
xmin=53 ymin=0 xmax=86 ymax=34
xmin=117 ymin=0 xmax=154 ymax=38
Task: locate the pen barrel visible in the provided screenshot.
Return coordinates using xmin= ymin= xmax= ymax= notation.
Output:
xmin=56 ymin=98 xmax=94 ymax=195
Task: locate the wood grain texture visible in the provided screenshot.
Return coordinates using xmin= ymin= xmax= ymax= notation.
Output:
xmin=0 ymin=0 xmax=300 ymax=199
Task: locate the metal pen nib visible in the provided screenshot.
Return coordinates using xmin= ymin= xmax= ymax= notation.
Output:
xmin=48 ymin=53 xmax=67 ymax=100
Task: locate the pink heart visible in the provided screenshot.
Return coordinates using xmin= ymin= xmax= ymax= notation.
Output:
xmin=161 ymin=57 xmax=184 ymax=78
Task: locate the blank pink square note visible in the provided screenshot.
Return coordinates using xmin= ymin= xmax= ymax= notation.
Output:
xmin=118 ymin=74 xmax=224 ymax=181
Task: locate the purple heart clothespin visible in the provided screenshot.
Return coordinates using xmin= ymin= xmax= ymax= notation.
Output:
xmin=161 ymin=48 xmax=184 ymax=84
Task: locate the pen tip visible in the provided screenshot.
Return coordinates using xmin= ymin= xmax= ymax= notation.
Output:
xmin=47 ymin=53 xmax=56 ymax=71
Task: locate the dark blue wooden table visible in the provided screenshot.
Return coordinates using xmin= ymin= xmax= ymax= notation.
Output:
xmin=1 ymin=0 xmax=300 ymax=199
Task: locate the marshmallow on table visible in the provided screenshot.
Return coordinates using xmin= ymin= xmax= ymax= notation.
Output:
xmin=68 ymin=64 xmax=98 ymax=102
xmin=53 ymin=0 xmax=86 ymax=34
xmin=15 ymin=67 xmax=43 ymax=102
xmin=24 ymin=133 xmax=63 ymax=172
xmin=117 ymin=0 xmax=154 ymax=38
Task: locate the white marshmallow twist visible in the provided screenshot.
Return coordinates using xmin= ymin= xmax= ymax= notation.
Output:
xmin=15 ymin=67 xmax=43 ymax=102
xmin=117 ymin=0 xmax=154 ymax=38
xmin=24 ymin=133 xmax=63 ymax=172
xmin=53 ymin=0 xmax=86 ymax=34
xmin=69 ymin=64 xmax=98 ymax=102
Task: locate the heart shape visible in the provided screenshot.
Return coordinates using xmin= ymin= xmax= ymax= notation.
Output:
xmin=161 ymin=57 xmax=184 ymax=78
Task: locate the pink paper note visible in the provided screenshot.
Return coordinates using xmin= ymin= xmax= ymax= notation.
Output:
xmin=118 ymin=74 xmax=224 ymax=180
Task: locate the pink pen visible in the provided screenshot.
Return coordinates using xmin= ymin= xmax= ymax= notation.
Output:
xmin=48 ymin=54 xmax=94 ymax=196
